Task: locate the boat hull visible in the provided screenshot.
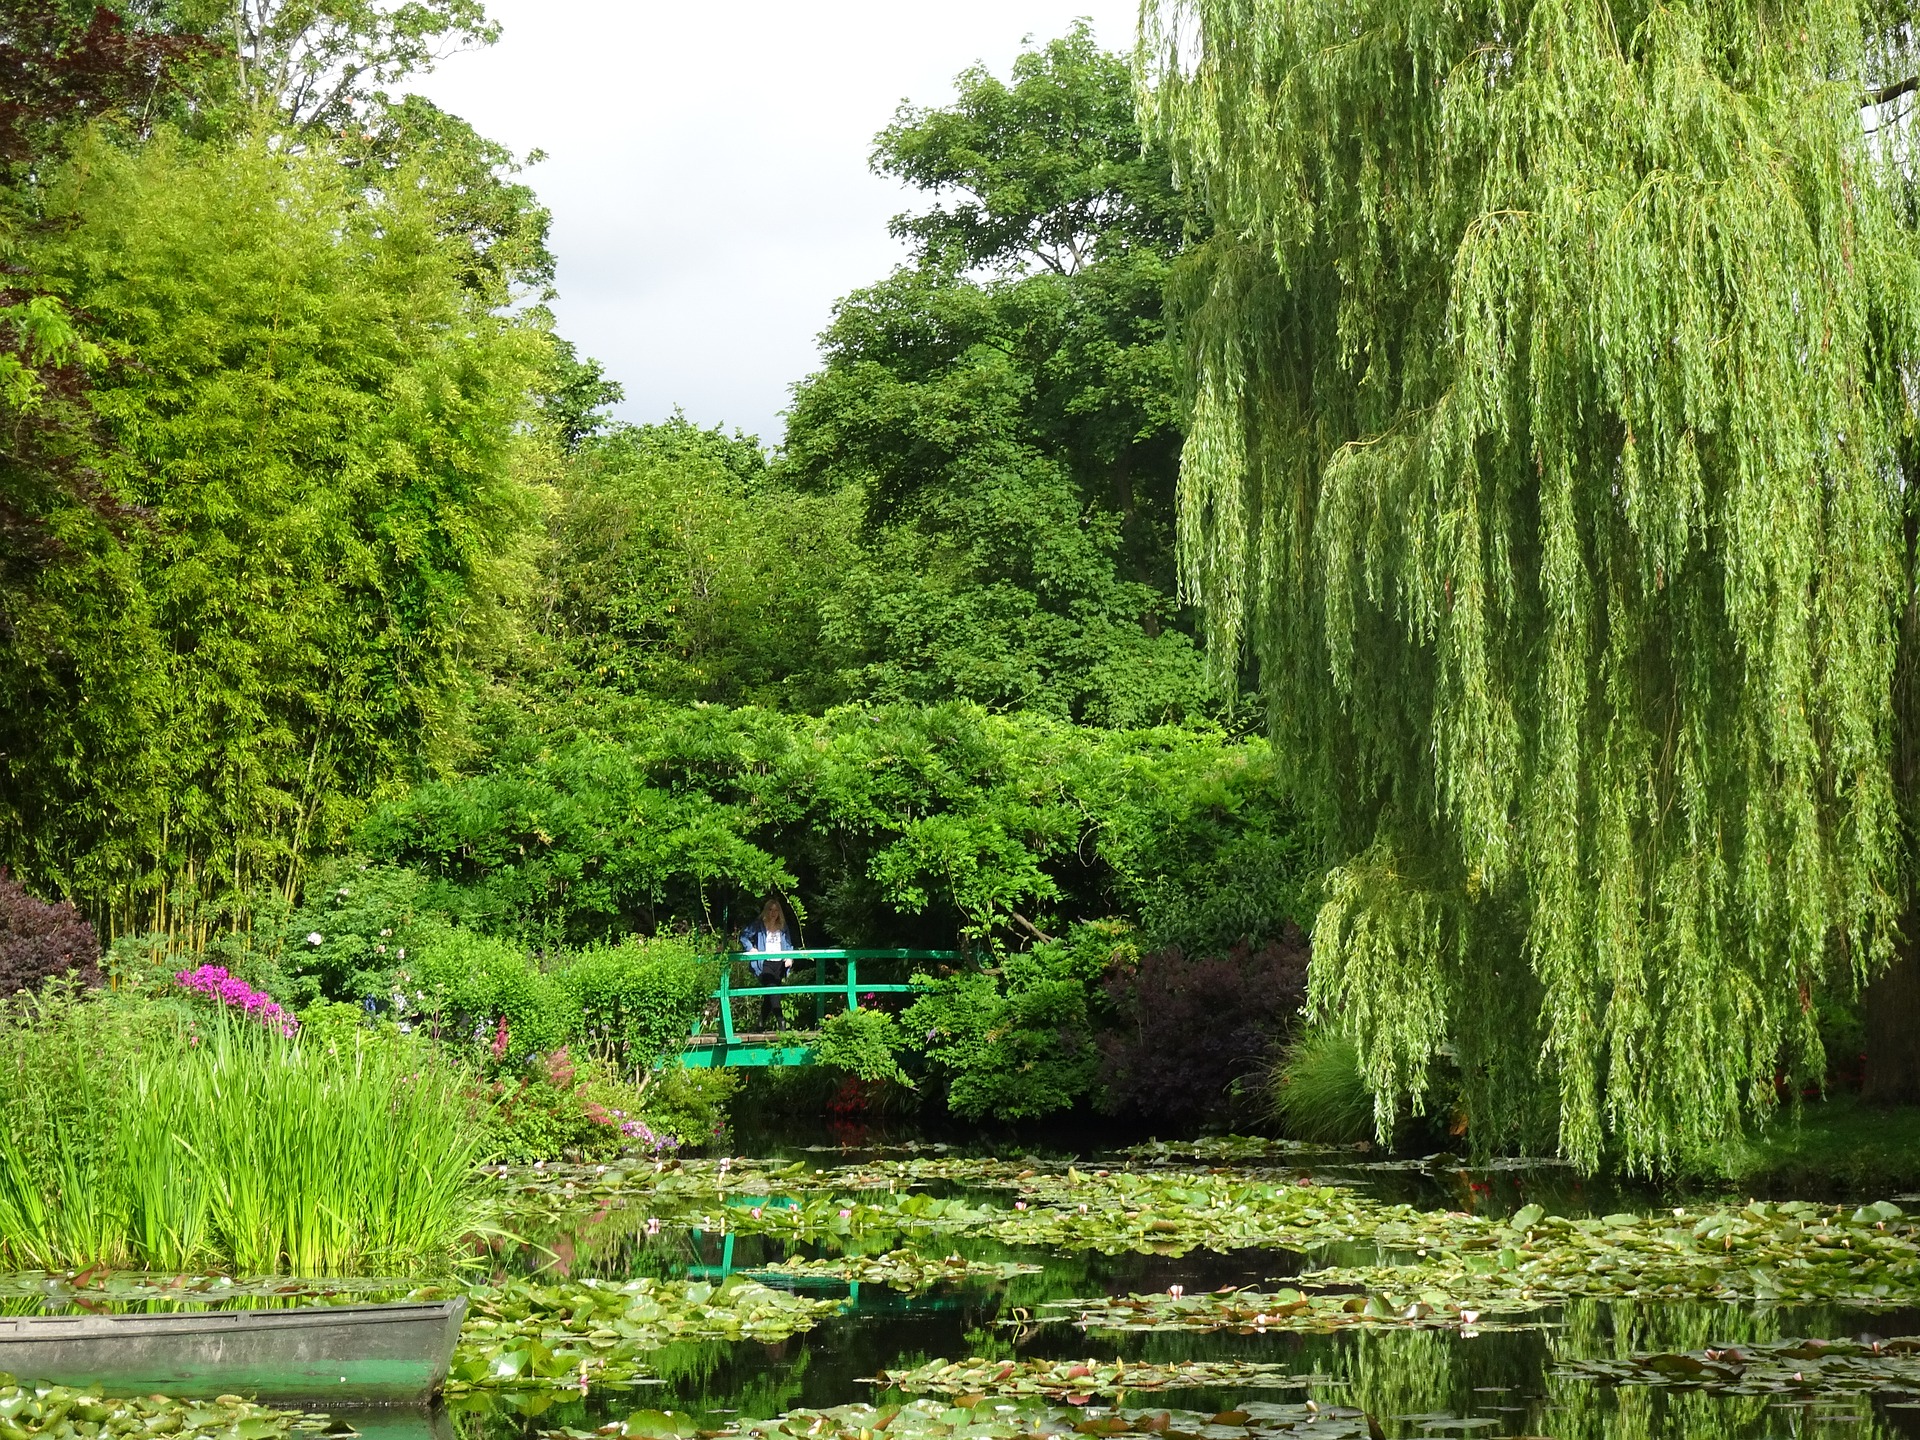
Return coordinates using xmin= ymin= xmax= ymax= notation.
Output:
xmin=0 ymin=1298 xmax=467 ymax=1406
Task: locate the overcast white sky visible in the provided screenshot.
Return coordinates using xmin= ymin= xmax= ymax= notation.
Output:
xmin=410 ymin=1 xmax=1141 ymax=445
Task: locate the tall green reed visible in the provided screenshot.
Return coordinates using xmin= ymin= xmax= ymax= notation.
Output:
xmin=0 ymin=984 xmax=492 ymax=1274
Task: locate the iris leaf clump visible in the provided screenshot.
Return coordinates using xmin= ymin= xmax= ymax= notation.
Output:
xmin=0 ymin=990 xmax=490 ymax=1274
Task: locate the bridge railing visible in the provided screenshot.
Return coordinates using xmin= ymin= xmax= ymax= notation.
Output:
xmin=682 ymin=948 xmax=958 ymax=1068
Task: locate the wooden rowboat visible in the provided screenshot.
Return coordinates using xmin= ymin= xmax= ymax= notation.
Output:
xmin=0 ymin=1298 xmax=466 ymax=1406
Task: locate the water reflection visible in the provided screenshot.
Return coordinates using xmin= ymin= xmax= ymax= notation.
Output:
xmin=451 ymin=1190 xmax=1920 ymax=1440
xmin=11 ymin=1133 xmax=1919 ymax=1440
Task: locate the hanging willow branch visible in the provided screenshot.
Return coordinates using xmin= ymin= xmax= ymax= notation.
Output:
xmin=1140 ymin=0 xmax=1920 ymax=1171
xmin=1868 ymin=74 xmax=1919 ymax=105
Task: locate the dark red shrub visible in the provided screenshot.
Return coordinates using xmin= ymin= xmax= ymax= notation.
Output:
xmin=1097 ymin=924 xmax=1310 ymax=1126
xmin=0 ymin=870 xmax=102 ymax=994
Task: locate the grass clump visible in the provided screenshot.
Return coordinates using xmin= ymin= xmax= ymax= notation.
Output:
xmin=1271 ymin=1031 xmax=1376 ymax=1144
xmin=0 ymin=984 xmax=491 ymax=1273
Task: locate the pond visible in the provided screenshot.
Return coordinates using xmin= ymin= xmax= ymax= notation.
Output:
xmin=19 ymin=1127 xmax=1920 ymax=1440
xmin=447 ymin=1128 xmax=1920 ymax=1440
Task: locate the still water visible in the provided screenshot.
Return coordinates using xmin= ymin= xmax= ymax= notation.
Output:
xmin=448 ymin=1125 xmax=1920 ymax=1440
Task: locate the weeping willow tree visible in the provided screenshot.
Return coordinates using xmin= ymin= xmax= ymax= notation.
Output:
xmin=1140 ymin=0 xmax=1920 ymax=1169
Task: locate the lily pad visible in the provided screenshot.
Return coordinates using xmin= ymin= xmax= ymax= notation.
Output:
xmin=446 ymin=1275 xmax=844 ymax=1393
xmin=599 ymin=1399 xmax=1382 ymax=1440
xmin=1557 ymin=1334 xmax=1920 ymax=1398
xmin=879 ymin=1359 xmax=1325 ymax=1399
xmin=1042 ymin=1287 xmax=1540 ymax=1334
xmin=0 ymin=1374 xmax=307 ymax=1440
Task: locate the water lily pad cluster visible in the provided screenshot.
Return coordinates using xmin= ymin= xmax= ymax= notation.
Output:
xmin=550 ymin=1400 xmax=1380 ymax=1440
xmin=751 ymin=1251 xmax=1042 ymax=1289
xmin=1041 ymin=1288 xmax=1539 ymax=1334
xmin=1117 ymin=1138 xmax=1364 ymax=1165
xmin=878 ymin=1359 xmax=1322 ymax=1400
xmin=446 ymin=1276 xmax=843 ymax=1392
xmin=0 ymin=1377 xmax=308 ymax=1440
xmin=1311 ymin=1198 xmax=1920 ymax=1305
xmin=987 ymin=1172 xmax=1920 ymax=1304
xmin=497 ymin=1160 xmax=819 ymax=1218
xmin=736 ymin=1401 xmax=1376 ymax=1440
xmin=678 ymin=1194 xmax=1008 ymax=1244
xmin=1559 ymin=1334 xmax=1920 ymax=1398
xmin=491 ymin=1155 xmax=1920 ymax=1308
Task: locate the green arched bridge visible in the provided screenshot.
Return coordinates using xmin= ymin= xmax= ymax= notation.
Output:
xmin=681 ymin=948 xmax=956 ymax=1068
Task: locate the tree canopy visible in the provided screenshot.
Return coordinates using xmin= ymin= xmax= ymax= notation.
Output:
xmin=784 ymin=26 xmax=1214 ymax=727
xmin=1143 ymin=0 xmax=1920 ymax=1169
xmin=0 ymin=132 xmax=544 ymax=937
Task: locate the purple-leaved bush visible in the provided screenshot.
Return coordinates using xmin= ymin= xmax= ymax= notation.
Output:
xmin=0 ymin=869 xmax=101 ymax=995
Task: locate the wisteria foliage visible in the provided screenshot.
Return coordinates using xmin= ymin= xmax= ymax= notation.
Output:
xmin=1140 ymin=0 xmax=1920 ymax=1168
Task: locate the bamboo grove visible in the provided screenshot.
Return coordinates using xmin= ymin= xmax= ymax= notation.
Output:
xmin=1141 ymin=0 xmax=1920 ymax=1169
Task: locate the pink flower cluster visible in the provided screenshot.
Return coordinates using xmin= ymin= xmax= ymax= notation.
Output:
xmin=175 ymin=965 xmax=299 ymax=1037
xmin=582 ymin=1096 xmax=678 ymax=1155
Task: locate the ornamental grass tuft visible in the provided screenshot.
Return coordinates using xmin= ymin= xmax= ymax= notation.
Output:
xmin=0 ymin=983 xmax=491 ymax=1273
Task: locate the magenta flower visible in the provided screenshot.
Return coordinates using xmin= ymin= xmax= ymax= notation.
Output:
xmin=174 ymin=965 xmax=299 ymax=1037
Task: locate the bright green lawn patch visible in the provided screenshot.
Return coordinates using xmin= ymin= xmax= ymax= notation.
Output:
xmin=1712 ymin=1095 xmax=1920 ymax=1195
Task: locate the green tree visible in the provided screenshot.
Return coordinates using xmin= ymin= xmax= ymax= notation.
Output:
xmin=544 ymin=417 xmax=857 ymax=710
xmin=1143 ymin=0 xmax=1920 ymax=1167
xmin=219 ymin=0 xmax=497 ymax=130
xmin=340 ymin=95 xmax=556 ymax=306
xmin=0 ymin=3 xmax=213 ymax=570
xmin=873 ymin=20 xmax=1186 ymax=274
xmin=784 ymin=25 xmax=1212 ymax=727
xmin=0 ymin=131 xmax=544 ymax=935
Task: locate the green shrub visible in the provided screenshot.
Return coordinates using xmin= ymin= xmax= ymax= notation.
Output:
xmin=479 ymin=1049 xmax=735 ymax=1160
xmin=0 ymin=985 xmax=489 ymax=1273
xmin=813 ymin=1008 xmax=910 ymax=1085
xmin=279 ymin=861 xmax=444 ymax=1007
xmin=901 ymin=924 xmax=1122 ymax=1121
xmin=556 ymin=936 xmax=715 ymax=1079
xmin=1272 ymin=1031 xmax=1376 ymax=1143
xmin=411 ymin=927 xmax=578 ymax=1062
xmin=296 ymin=1000 xmax=371 ymax=1056
xmin=636 ymin=1066 xmax=740 ymax=1149
xmin=481 ymin=1046 xmax=647 ymax=1162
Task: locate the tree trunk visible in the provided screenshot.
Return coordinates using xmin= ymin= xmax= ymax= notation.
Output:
xmin=1863 ymin=933 xmax=1920 ymax=1102
xmin=1869 ymin=484 xmax=1920 ymax=1101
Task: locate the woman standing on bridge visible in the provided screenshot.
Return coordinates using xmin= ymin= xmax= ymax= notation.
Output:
xmin=739 ymin=896 xmax=795 ymax=981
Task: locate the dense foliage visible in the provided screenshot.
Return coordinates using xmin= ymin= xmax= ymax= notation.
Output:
xmin=0 ymin=870 xmax=100 ymax=995
xmin=2 ymin=131 xmax=546 ymax=940
xmin=1143 ymin=0 xmax=1920 ymax=1168
xmin=351 ymin=703 xmax=1306 ymax=952
xmin=542 ymin=419 xmax=855 ymax=710
xmin=779 ymin=26 xmax=1210 ymax=725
